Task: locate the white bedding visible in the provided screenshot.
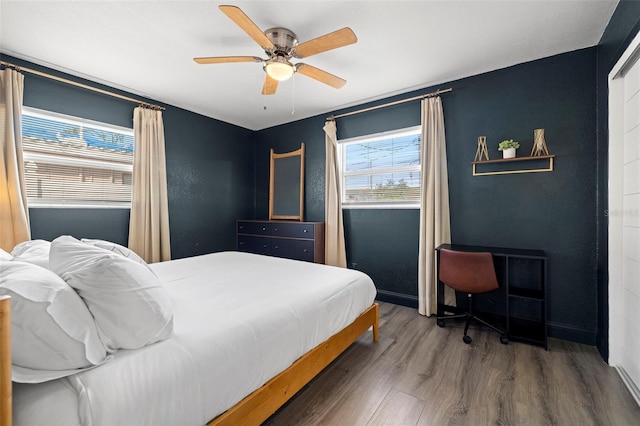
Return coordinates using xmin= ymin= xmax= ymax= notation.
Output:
xmin=13 ymin=251 xmax=376 ymax=426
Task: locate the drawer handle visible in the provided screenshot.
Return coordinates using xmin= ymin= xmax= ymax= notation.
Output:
xmin=274 ymin=228 xmax=279 ymax=231
xmin=303 ymin=249 xmax=309 ymax=253
xmin=239 ymin=225 xmax=244 ymax=229
xmin=239 ymin=242 xmax=244 ymax=245
xmin=274 ymin=246 xmax=279 ymax=249
xmin=303 ymin=229 xmax=308 ymax=233
xmin=262 ymin=227 xmax=267 ymax=231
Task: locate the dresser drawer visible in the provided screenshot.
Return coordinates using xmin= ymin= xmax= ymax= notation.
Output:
xmin=237 ymin=235 xmax=315 ymax=262
xmin=271 ymin=238 xmax=315 ymax=262
xmin=237 ymin=221 xmax=273 ymax=235
xmin=269 ymin=222 xmax=316 ymax=239
xmin=238 ymin=220 xmax=316 ymax=239
xmin=237 ymin=235 xmax=270 ymax=255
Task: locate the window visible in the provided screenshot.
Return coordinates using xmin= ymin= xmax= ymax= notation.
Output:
xmin=338 ymin=126 xmax=421 ymax=208
xmin=21 ymin=107 xmax=134 ymax=208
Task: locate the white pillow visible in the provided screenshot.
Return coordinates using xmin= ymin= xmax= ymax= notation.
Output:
xmin=50 ymin=236 xmax=173 ymax=351
xmin=0 ymin=261 xmax=107 ymax=379
xmin=80 ymin=238 xmax=148 ymax=266
xmin=11 ymin=239 xmax=51 ymax=269
xmin=0 ymin=248 xmax=11 ymax=260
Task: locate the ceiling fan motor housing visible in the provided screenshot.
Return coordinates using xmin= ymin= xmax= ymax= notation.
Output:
xmin=264 ymin=27 xmax=298 ymax=57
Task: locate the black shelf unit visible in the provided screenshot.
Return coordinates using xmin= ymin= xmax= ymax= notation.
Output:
xmin=436 ymin=244 xmax=548 ymax=349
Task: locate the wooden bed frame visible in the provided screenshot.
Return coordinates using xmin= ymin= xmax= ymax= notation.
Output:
xmin=1 ymin=296 xmax=11 ymax=426
xmin=0 ymin=296 xmax=378 ymax=426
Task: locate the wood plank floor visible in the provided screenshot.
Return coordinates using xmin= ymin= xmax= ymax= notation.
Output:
xmin=265 ymin=302 xmax=640 ymax=425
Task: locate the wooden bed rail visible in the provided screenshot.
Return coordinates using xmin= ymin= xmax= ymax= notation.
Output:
xmin=209 ymin=302 xmax=379 ymax=426
xmin=0 ymin=296 xmax=11 ymax=426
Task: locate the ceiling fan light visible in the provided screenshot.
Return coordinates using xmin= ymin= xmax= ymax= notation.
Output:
xmin=265 ymin=59 xmax=295 ymax=81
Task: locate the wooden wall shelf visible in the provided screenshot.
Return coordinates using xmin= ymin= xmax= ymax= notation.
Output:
xmin=472 ymin=155 xmax=555 ymax=176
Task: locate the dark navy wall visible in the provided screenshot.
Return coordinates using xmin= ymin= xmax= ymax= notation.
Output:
xmin=256 ymin=48 xmax=598 ymax=344
xmin=1 ymin=54 xmax=255 ymax=259
xmin=1 ymin=35 xmax=612 ymax=347
xmin=448 ymin=50 xmax=597 ymax=344
xmin=254 ymin=92 xmax=424 ymax=306
xmin=253 ymin=117 xmax=327 ymax=223
xmin=162 ymin=107 xmax=255 ymax=259
xmin=595 ymin=0 xmax=640 ymax=361
xmin=28 ymin=208 xmax=131 ymax=246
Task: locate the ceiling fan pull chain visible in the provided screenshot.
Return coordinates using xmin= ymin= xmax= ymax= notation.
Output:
xmin=291 ymin=74 xmax=296 ymax=115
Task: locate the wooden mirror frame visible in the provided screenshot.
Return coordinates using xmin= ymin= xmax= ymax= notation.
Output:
xmin=269 ymin=143 xmax=305 ymax=221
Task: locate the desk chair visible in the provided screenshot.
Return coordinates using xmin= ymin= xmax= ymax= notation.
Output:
xmin=436 ymin=248 xmax=508 ymax=345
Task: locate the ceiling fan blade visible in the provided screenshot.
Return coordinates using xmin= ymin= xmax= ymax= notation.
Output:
xmin=296 ymin=63 xmax=346 ymax=89
xmin=194 ymin=56 xmax=263 ymax=64
xmin=262 ymin=75 xmax=279 ymax=95
xmin=219 ymin=5 xmax=275 ymax=51
xmin=293 ymin=28 xmax=357 ymax=59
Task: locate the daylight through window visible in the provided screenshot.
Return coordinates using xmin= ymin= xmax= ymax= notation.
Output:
xmin=21 ymin=107 xmax=134 ymax=208
xmin=339 ymin=126 xmax=421 ymax=208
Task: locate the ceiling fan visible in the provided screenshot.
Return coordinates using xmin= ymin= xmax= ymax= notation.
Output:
xmin=194 ymin=5 xmax=357 ymax=95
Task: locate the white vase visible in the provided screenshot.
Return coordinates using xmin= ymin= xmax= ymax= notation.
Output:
xmin=502 ymin=147 xmax=516 ymax=159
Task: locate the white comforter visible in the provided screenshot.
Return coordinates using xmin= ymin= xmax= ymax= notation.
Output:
xmin=13 ymin=251 xmax=376 ymax=426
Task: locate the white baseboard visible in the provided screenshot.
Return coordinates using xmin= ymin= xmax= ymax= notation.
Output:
xmin=616 ymin=366 xmax=640 ymax=408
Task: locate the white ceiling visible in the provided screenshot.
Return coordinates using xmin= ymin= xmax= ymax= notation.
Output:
xmin=0 ymin=0 xmax=618 ymax=131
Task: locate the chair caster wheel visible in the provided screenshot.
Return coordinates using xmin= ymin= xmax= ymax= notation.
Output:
xmin=463 ymin=335 xmax=472 ymax=344
xmin=500 ymin=336 xmax=509 ymax=345
xmin=437 ymin=319 xmax=445 ymax=328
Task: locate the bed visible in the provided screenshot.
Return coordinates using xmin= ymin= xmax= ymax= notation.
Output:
xmin=0 ymin=239 xmax=378 ymax=426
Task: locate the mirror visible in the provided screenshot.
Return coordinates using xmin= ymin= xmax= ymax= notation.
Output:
xmin=269 ymin=143 xmax=305 ymax=221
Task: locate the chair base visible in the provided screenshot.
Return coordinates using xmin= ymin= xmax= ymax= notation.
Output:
xmin=437 ymin=311 xmax=508 ymax=345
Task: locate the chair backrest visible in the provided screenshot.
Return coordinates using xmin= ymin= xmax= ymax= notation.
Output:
xmin=438 ymin=249 xmax=499 ymax=294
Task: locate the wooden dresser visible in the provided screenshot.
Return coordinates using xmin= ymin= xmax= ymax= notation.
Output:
xmin=236 ymin=220 xmax=325 ymax=264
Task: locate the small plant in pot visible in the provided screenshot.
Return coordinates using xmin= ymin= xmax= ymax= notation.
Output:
xmin=498 ymin=139 xmax=520 ymax=159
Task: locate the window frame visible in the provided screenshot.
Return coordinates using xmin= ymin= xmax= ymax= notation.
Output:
xmin=337 ymin=125 xmax=422 ymax=209
xmin=21 ymin=106 xmax=135 ymax=209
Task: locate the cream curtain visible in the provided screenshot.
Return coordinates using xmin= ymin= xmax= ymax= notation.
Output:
xmin=128 ymin=107 xmax=171 ymax=263
xmin=0 ymin=68 xmax=30 ymax=252
xmin=418 ymin=97 xmax=451 ymax=316
xmin=324 ymin=120 xmax=347 ymax=267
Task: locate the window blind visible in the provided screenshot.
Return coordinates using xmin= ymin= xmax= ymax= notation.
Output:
xmin=22 ymin=107 xmax=134 ymax=208
xmin=339 ymin=126 xmax=421 ymax=207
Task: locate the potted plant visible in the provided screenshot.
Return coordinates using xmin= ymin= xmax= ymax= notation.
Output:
xmin=498 ymin=139 xmax=520 ymax=159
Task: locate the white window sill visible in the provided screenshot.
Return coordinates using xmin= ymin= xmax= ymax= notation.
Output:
xmin=342 ymin=204 xmax=420 ymax=210
xmin=28 ymin=202 xmax=131 ymax=209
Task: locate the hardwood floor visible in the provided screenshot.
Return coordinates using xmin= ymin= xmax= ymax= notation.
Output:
xmin=265 ymin=302 xmax=640 ymax=425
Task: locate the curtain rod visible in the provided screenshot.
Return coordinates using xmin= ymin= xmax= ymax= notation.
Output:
xmin=1 ymin=60 xmax=165 ymax=111
xmin=327 ymin=87 xmax=452 ymax=121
